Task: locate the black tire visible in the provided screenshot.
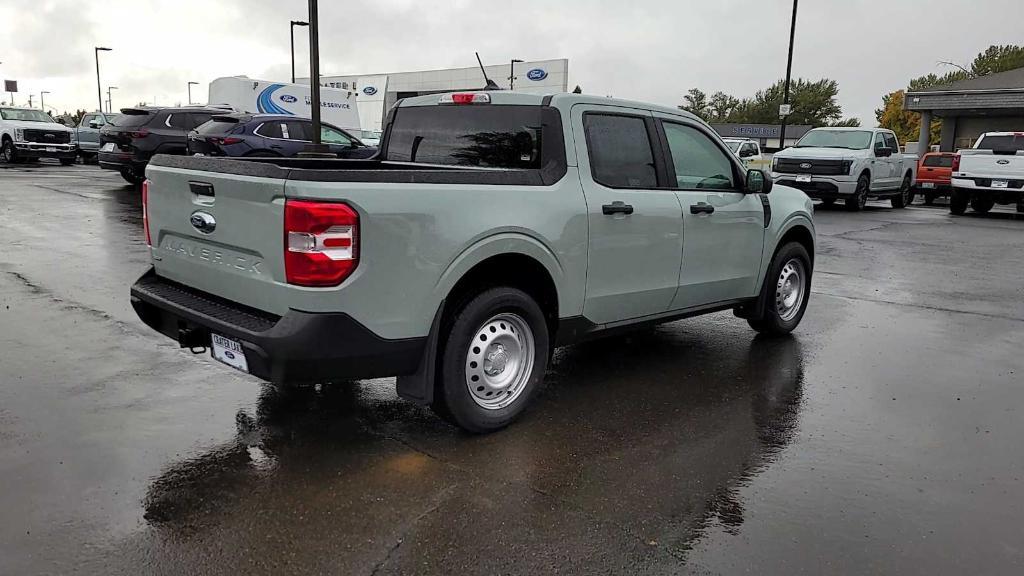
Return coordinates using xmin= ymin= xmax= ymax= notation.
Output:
xmin=432 ymin=287 xmax=549 ymax=433
xmin=949 ymin=189 xmax=968 ymax=215
xmin=0 ymin=138 xmax=17 ymax=164
xmin=845 ymin=174 xmax=870 ymax=211
xmin=820 ymin=198 xmax=835 ymax=207
xmin=120 ymin=167 xmax=145 ymax=185
xmin=747 ymin=242 xmax=812 ymax=336
xmin=60 ymin=158 xmax=76 ymax=166
xmin=970 ymin=195 xmax=995 ymax=214
xmin=1017 ymin=201 xmax=1024 ymax=214
xmin=891 ymin=175 xmax=912 ymax=209
xmin=924 ymin=192 xmax=937 ymax=205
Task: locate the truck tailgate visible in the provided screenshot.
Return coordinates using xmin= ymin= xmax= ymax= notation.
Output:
xmin=146 ymin=163 xmax=288 ymax=316
xmin=959 ymin=151 xmax=1024 ymax=179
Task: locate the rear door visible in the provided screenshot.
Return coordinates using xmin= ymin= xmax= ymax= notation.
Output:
xmin=146 ymin=165 xmax=288 ymax=314
xmin=655 ymin=116 xmax=765 ymax=308
xmin=573 ymin=105 xmax=684 ymax=324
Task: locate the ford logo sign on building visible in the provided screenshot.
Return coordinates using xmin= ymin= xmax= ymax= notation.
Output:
xmin=526 ymin=68 xmax=548 ymax=81
xmin=363 ymin=86 xmax=378 ymax=96
xmin=279 ymin=94 xmax=298 ymax=103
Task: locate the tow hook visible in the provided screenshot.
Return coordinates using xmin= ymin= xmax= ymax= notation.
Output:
xmin=177 ymin=326 xmax=208 ymax=354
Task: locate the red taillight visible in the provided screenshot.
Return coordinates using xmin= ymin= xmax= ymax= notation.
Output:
xmin=284 ymin=200 xmax=359 ymax=287
xmin=132 ymin=128 xmax=149 ymax=138
xmin=951 ymin=154 xmax=961 ymax=172
xmin=141 ymin=179 xmax=151 ymax=247
xmin=211 ymin=136 xmax=242 ymax=145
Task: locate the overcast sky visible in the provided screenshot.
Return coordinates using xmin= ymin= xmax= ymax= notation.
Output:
xmin=1 ymin=0 xmax=1023 ymax=124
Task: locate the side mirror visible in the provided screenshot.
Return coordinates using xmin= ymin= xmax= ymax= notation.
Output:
xmin=876 ymin=146 xmax=893 ymax=157
xmin=745 ymin=169 xmax=773 ymax=194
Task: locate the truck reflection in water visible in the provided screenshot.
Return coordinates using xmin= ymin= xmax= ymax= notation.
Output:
xmin=142 ymin=330 xmax=803 ymax=564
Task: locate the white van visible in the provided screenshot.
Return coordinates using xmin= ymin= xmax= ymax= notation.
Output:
xmin=208 ymin=76 xmax=361 ymax=133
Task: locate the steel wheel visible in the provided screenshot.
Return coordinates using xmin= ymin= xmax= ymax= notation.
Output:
xmin=464 ymin=312 xmax=535 ymax=410
xmin=775 ymin=258 xmax=806 ymax=323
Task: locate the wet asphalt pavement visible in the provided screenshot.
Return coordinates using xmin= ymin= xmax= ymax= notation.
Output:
xmin=1 ymin=162 xmax=1023 ymax=575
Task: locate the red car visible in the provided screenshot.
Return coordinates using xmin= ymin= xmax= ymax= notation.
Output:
xmin=915 ymin=152 xmax=955 ymax=204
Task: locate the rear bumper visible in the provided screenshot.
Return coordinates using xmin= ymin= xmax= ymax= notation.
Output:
xmin=98 ymin=150 xmax=143 ymax=171
xmin=952 ymin=177 xmax=1024 ymax=193
xmin=130 ymin=269 xmax=425 ymax=383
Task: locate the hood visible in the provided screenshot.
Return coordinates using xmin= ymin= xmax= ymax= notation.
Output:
xmin=774 ymin=147 xmax=860 ymax=161
xmin=4 ymin=119 xmax=73 ymax=132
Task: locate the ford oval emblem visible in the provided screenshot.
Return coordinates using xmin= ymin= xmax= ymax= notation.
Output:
xmin=997 ymin=159 xmax=1010 ymax=165
xmin=363 ymin=86 xmax=378 ymax=96
xmin=799 ymin=162 xmax=812 ymax=169
xmin=280 ymin=94 xmax=298 ymax=103
xmin=526 ymin=68 xmax=548 ymax=81
xmin=190 ymin=211 xmax=216 ymax=234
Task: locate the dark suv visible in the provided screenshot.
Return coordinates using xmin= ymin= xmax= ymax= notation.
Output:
xmin=187 ymin=113 xmax=377 ymax=159
xmin=98 ymin=106 xmax=230 ymax=184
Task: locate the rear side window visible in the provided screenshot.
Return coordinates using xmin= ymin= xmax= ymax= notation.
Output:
xmin=923 ymin=155 xmax=954 ymax=167
xmin=884 ymin=132 xmax=899 ymax=151
xmin=163 ymin=113 xmax=189 ymax=129
xmin=976 ymin=134 xmax=1024 ymax=152
xmin=196 ymin=118 xmax=239 ymax=135
xmin=256 ymin=122 xmax=284 ymax=139
xmin=584 ymin=113 xmax=657 ymax=188
xmin=284 ymin=121 xmax=311 ymax=141
xmin=662 ymin=122 xmax=736 ymax=190
xmin=386 ymin=105 xmax=544 ymax=169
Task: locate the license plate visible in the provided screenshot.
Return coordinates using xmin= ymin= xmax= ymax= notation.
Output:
xmin=211 ymin=333 xmax=249 ymax=373
xmin=45 ymin=147 xmax=57 ymax=153
xmin=796 ymin=174 xmax=812 ymax=183
xmin=992 ymin=180 xmax=1009 ymax=188
xmin=100 ymin=143 xmax=116 ymax=152
xmin=921 ymin=182 xmax=935 ymax=189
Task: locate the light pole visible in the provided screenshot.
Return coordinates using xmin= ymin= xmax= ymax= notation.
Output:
xmin=28 ymin=94 xmax=34 ymax=108
xmin=778 ymin=0 xmax=798 ymax=151
xmin=508 ymin=59 xmax=524 ymax=91
xmin=40 ymin=91 xmax=50 ymax=111
xmin=107 ymin=86 xmax=117 ymax=113
xmin=95 ymin=47 xmax=112 ymax=114
xmin=290 ymin=20 xmax=309 ymax=83
xmin=303 ymin=1 xmax=328 ymax=154
xmin=187 ymin=81 xmax=198 ymax=105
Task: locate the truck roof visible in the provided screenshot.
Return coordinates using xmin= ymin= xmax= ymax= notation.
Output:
xmin=395 ymin=91 xmax=704 ymax=123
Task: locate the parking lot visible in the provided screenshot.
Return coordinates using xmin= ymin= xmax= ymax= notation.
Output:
xmin=1 ymin=162 xmax=1023 ymax=574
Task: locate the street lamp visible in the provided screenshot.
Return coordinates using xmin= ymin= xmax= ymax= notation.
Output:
xmin=95 ymin=47 xmax=112 ymax=114
xmin=778 ymin=0 xmax=798 ymax=150
xmin=290 ymin=20 xmax=309 ymax=83
xmin=40 ymin=91 xmax=50 ymax=111
xmin=107 ymin=86 xmax=118 ymax=113
xmin=303 ymin=1 xmax=328 ymax=154
xmin=508 ymin=59 xmax=524 ymax=91
xmin=187 ymin=81 xmax=199 ymax=105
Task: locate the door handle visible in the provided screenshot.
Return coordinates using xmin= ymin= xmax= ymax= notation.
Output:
xmin=690 ymin=202 xmax=715 ymax=215
xmin=602 ymin=201 xmax=634 ymax=215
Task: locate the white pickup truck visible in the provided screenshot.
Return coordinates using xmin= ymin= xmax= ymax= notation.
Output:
xmin=771 ymin=127 xmax=916 ymax=211
xmin=950 ymin=132 xmax=1024 ymax=215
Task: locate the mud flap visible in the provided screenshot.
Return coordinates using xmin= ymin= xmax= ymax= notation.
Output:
xmin=396 ymin=300 xmax=445 ymax=406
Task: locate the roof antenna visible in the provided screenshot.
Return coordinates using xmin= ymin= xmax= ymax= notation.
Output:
xmin=476 ymin=52 xmax=502 ymax=90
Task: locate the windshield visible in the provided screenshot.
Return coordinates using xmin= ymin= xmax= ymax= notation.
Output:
xmin=385 ymin=105 xmax=544 ymax=168
xmin=976 ymin=134 xmax=1024 ymax=152
xmin=0 ymin=108 xmax=55 ymax=123
xmin=795 ymin=130 xmax=873 ymax=150
xmin=724 ymin=140 xmax=742 ymax=153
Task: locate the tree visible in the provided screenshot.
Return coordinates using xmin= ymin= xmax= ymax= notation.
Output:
xmin=829 ymin=118 xmax=861 ymax=127
xmin=707 ymin=91 xmax=740 ymax=122
xmin=875 ymin=90 xmax=938 ymax=145
xmin=679 ymin=88 xmax=710 ymax=119
xmin=970 ymin=44 xmax=1024 ymax=76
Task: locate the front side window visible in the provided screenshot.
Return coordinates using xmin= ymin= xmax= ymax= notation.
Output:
xmin=321 ymin=125 xmax=354 ymax=146
xmin=284 ymin=121 xmax=310 ymax=141
xmin=584 ymin=113 xmax=657 ymax=188
xmin=884 ymin=132 xmax=899 ymax=151
xmin=662 ymin=122 xmax=736 ymax=190
xmin=874 ymin=133 xmax=886 ymax=151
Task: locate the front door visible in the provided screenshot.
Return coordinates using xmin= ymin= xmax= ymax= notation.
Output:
xmin=870 ymin=132 xmax=892 ymax=189
xmin=574 ymin=106 xmax=684 ymax=325
xmin=655 ymin=117 xmax=765 ymax=309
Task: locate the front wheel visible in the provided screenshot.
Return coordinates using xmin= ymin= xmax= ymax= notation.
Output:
xmin=747 ymin=242 xmax=812 ymax=336
xmin=432 ymin=287 xmax=550 ymax=433
xmin=0 ymin=139 xmax=17 ymax=164
xmin=845 ymin=175 xmax=869 ymax=211
xmin=891 ymin=176 xmax=912 ymax=208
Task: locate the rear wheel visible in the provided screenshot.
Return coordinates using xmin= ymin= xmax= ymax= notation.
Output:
xmin=747 ymin=242 xmax=812 ymax=336
xmin=970 ymin=195 xmax=995 ymax=214
xmin=845 ymin=175 xmax=869 ymax=211
xmin=949 ymin=189 xmax=969 ymax=215
xmin=432 ymin=287 xmax=549 ymax=433
xmin=891 ymin=175 xmax=912 ymax=208
xmin=120 ymin=167 xmax=145 ymax=185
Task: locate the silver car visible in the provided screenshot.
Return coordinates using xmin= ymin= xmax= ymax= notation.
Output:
xmin=75 ymin=112 xmax=119 ymax=163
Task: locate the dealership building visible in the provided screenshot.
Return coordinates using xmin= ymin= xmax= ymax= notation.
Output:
xmin=307 ymin=59 xmax=569 ymax=132
xmin=904 ymin=65 xmax=1024 ymax=152
xmin=710 ymin=123 xmax=813 ymax=151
